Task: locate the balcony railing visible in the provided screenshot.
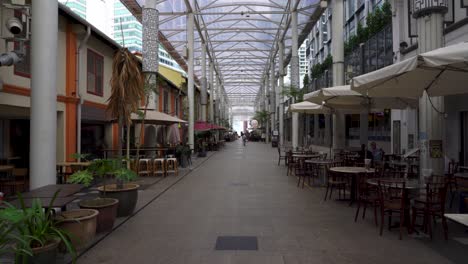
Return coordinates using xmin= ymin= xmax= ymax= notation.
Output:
xmin=344 ymin=24 xmax=393 ymax=84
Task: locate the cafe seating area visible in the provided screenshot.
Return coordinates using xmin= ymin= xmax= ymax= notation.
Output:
xmin=278 ymin=144 xmax=468 ymax=241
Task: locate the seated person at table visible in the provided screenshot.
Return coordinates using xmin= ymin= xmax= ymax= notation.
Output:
xmin=358 ymin=144 xmax=373 ymax=162
xmin=370 ymin=142 xmax=383 ymax=162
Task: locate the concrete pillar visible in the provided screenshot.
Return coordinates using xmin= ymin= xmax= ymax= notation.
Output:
xmin=415 ymin=5 xmax=447 ymax=176
xmin=270 ymin=59 xmax=276 ymax=141
xmin=291 ymin=5 xmax=299 ymax=149
xmin=278 ymin=42 xmax=285 ymax=147
xmin=314 ymin=114 xmax=320 ymax=144
xmin=331 ymin=0 xmax=345 ymax=151
xmin=187 ymin=12 xmax=195 ymax=149
xmin=360 ymin=111 xmax=369 ymax=146
xmin=200 ymin=42 xmax=207 ymax=121
xmin=209 ymin=61 xmax=214 ymax=123
xmin=30 ymin=0 xmax=58 ymax=189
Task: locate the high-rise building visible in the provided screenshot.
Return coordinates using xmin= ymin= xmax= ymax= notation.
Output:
xmin=285 ymin=41 xmax=309 ymax=88
xmin=59 ymin=0 xmax=86 ymax=19
xmin=59 ymin=0 xmax=184 ymax=74
xmin=113 ymin=1 xmax=142 ymax=53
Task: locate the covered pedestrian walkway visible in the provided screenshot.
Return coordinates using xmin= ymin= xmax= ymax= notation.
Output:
xmin=79 ymin=142 xmax=464 ymax=263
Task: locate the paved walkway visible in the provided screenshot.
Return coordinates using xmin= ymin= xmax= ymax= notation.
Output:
xmin=79 ymin=141 xmax=466 ymax=264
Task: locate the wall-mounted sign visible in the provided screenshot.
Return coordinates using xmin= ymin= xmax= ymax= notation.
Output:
xmin=429 ymin=140 xmax=443 ymax=158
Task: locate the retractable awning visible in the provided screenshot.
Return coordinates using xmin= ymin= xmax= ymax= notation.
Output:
xmin=351 ymin=42 xmax=468 ymax=98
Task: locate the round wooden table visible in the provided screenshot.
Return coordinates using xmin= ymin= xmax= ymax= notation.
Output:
xmin=329 ymin=167 xmax=375 ymax=202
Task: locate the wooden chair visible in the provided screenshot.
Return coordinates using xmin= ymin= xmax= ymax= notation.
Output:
xmin=411 ymin=179 xmax=448 ymax=240
xmin=277 ymin=147 xmax=287 ymax=166
xmin=3 ymin=168 xmax=28 ymax=195
xmin=355 ymin=172 xmax=379 ymax=225
xmin=296 ymin=159 xmax=310 ymax=188
xmin=377 ymin=179 xmax=409 ymax=240
xmin=286 ymin=151 xmax=296 ymax=176
xmin=324 ymin=165 xmax=348 ymax=201
xmin=446 ymin=160 xmax=459 ymax=208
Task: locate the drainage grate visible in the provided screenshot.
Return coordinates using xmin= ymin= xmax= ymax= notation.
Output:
xmin=230 ymin=183 xmax=249 ymax=187
xmin=215 ymin=236 xmax=258 ymax=250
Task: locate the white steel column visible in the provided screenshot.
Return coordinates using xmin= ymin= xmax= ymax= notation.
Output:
xmin=30 ymin=0 xmax=58 ymax=189
xmin=278 ymin=42 xmax=285 ymax=146
xmin=209 ymin=61 xmax=214 ymax=123
xmin=264 ymin=73 xmax=270 ymax=143
xmin=416 ymin=6 xmax=446 ymax=176
xmin=216 ymin=76 xmax=221 ymax=124
xmin=187 ymin=12 xmax=195 ymax=149
xmin=200 ymin=42 xmax=207 ymax=121
xmin=360 ymin=111 xmax=369 ymax=146
xmin=291 ymin=5 xmax=299 ymax=149
xmin=270 ymin=58 xmax=276 ymax=142
xmin=331 ymin=0 xmax=345 ymax=151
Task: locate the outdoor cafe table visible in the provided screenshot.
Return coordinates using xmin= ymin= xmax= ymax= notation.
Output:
xmin=20 ymin=184 xmax=84 ymax=198
xmin=292 ymin=154 xmax=321 ymax=160
xmin=329 ymin=167 xmax=375 ymax=202
xmin=8 ymin=196 xmax=77 ymax=211
xmin=0 ymin=165 xmax=14 ymax=179
xmin=367 ymin=178 xmax=425 ymax=226
xmin=444 ymin=214 xmax=468 ymax=227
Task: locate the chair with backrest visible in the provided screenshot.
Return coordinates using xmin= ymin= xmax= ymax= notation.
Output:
xmin=377 ymin=179 xmax=408 ymax=240
xmin=446 ymin=160 xmax=459 ymax=208
xmin=286 ymin=151 xmax=296 ymax=176
xmin=277 ymin=147 xmax=287 ymax=166
xmin=3 ymin=168 xmax=28 ymax=195
xmin=324 ymin=164 xmax=348 ymax=201
xmin=411 ymin=176 xmax=448 ymax=240
xmin=355 ymin=172 xmax=380 ymax=225
xmin=296 ymin=158 xmax=309 ymax=188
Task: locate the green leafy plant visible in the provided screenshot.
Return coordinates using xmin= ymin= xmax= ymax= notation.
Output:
xmin=0 ymin=192 xmax=76 ymax=263
xmin=281 ymin=85 xmax=305 ymax=102
xmin=70 ymin=153 xmax=91 ymax=161
xmin=113 ymin=168 xmax=137 ymax=183
xmin=310 ymin=55 xmax=333 ymax=79
xmin=344 ymin=1 xmax=392 ymax=55
xmin=303 ymin=74 xmax=310 ymax=89
xmin=68 ymin=170 xmax=93 ymax=187
xmin=253 ymin=110 xmax=269 ymax=128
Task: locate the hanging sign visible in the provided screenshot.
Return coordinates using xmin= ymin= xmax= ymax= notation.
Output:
xmin=429 ymin=140 xmax=443 ymax=158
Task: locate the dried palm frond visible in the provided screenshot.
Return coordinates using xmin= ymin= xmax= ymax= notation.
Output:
xmin=108 ymin=48 xmax=144 ymax=125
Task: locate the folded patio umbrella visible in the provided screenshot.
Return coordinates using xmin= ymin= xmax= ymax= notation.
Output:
xmin=351 ymin=42 xmax=468 ymax=98
xmin=166 ymin=123 xmax=181 ymax=144
xmin=289 ymin=101 xmax=331 ymax=114
xmin=304 ymin=85 xmax=417 ymax=110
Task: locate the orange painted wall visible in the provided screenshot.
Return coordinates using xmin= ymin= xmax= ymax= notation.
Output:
xmin=158 ymin=87 xmax=163 ymax=112
xmin=65 ymin=24 xmax=77 ymax=162
xmin=170 ymin=93 xmax=175 ymax=116
xmin=112 ymin=123 xmax=119 ymax=149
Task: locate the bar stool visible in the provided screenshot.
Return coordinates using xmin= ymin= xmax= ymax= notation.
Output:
xmin=166 ymin=158 xmax=178 ymax=176
xmin=153 ymin=158 xmax=166 ymax=177
xmin=138 ymin=159 xmax=151 ymax=177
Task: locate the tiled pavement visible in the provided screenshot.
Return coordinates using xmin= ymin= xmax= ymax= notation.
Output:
xmin=78 ymin=141 xmax=467 ymax=264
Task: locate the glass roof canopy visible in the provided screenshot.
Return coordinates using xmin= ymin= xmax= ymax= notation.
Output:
xmin=122 ymin=0 xmax=325 ymax=106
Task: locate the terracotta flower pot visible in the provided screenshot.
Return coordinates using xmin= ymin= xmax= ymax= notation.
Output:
xmin=98 ymin=183 xmax=139 ymax=217
xmin=57 ymin=209 xmax=98 ymax=250
xmin=79 ymin=198 xmax=119 ymax=233
xmin=19 ymin=239 xmax=60 ymax=264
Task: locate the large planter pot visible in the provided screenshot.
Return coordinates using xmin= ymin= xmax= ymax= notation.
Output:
xmin=19 ymin=239 xmax=60 ymax=264
xmin=79 ymin=198 xmax=119 ymax=233
xmin=57 ymin=209 xmax=98 ymax=250
xmin=98 ymin=184 xmax=139 ymax=217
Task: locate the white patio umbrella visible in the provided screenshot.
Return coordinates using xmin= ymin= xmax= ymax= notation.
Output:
xmin=304 ymin=85 xmax=418 ymax=110
xmin=351 ymin=42 xmax=468 ymax=98
xmin=289 ymin=101 xmax=331 ymax=114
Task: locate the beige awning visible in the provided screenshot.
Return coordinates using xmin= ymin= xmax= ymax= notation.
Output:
xmin=289 ymin=101 xmax=331 ymax=114
xmin=304 ymin=85 xmax=417 ymax=109
xmin=351 ymin=42 xmax=468 ymax=98
xmin=130 ymin=110 xmax=187 ymax=125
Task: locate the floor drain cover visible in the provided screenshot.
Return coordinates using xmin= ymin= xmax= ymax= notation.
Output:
xmin=215 ymin=236 xmax=258 ymax=250
xmin=230 ymin=183 xmax=249 ymax=186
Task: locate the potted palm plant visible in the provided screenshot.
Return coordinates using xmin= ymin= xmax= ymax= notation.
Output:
xmin=0 ymin=192 xmax=76 ymax=264
xmin=68 ymin=164 xmax=119 ymax=233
